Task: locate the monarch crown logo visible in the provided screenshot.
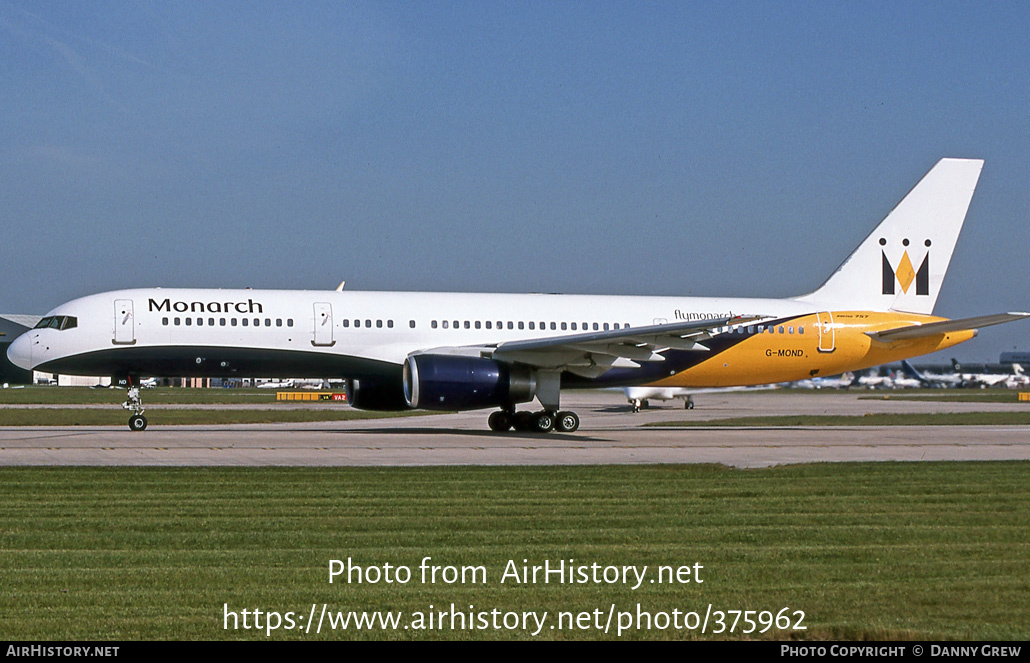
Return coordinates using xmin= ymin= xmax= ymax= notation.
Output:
xmin=881 ymin=238 xmax=930 ymax=295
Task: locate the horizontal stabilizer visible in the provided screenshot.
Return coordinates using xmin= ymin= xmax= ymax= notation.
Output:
xmin=866 ymin=312 xmax=1030 ymax=342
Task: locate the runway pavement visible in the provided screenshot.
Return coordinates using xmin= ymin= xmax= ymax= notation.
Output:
xmin=0 ymin=391 xmax=1028 ymax=468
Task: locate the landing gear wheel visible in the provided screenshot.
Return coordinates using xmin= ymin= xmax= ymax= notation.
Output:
xmin=513 ymin=411 xmax=536 ymax=432
xmin=533 ymin=411 xmax=555 ymax=433
xmin=488 ymin=411 xmax=512 ymax=432
xmin=555 ymin=410 xmax=579 ymax=433
xmin=685 ymin=397 xmax=695 ymax=410
xmin=129 ymin=414 xmax=148 ymax=431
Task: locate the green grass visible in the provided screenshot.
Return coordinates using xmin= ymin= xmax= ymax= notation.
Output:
xmin=859 ymin=391 xmax=1029 ymax=403
xmin=0 ymin=464 xmax=1027 ymax=640
xmin=648 ymin=412 xmax=1030 ymax=427
xmin=0 ymin=387 xmax=285 ymax=405
xmin=0 ymin=408 xmax=421 ymax=426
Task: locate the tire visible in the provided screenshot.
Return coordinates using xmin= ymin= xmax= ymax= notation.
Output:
xmin=514 ymin=411 xmax=536 ymax=432
xmin=488 ymin=411 xmax=512 ymax=432
xmin=533 ymin=411 xmax=555 ymax=433
xmin=129 ymin=415 xmax=148 ymax=432
xmin=555 ymin=410 xmax=580 ymax=433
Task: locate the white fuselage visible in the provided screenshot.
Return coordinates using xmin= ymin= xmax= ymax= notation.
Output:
xmin=10 ymin=287 xmax=813 ymax=379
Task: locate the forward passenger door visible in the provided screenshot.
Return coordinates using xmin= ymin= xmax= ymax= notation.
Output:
xmin=312 ymin=302 xmax=335 ymax=346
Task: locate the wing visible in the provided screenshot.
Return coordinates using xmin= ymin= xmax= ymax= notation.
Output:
xmin=414 ymin=315 xmax=765 ymax=379
xmin=866 ymin=312 xmax=1030 ymax=342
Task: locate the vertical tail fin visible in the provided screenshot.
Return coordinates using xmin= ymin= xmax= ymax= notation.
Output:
xmin=900 ymin=359 xmax=926 ymax=382
xmin=794 ymin=158 xmax=984 ymax=315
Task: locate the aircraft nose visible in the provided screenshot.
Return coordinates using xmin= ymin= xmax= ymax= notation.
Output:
xmin=6 ymin=333 xmax=32 ymax=370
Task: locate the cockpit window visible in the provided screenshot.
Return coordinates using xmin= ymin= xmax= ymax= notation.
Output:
xmin=34 ymin=316 xmax=77 ymax=330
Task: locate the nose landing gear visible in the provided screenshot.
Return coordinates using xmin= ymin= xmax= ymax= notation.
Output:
xmin=122 ymin=383 xmax=147 ymax=431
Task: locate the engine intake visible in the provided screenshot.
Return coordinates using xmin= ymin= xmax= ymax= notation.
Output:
xmin=403 ymin=355 xmax=536 ymax=411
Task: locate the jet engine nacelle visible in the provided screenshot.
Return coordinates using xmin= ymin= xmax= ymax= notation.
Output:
xmin=403 ymin=355 xmax=536 ymax=411
xmin=345 ymin=376 xmax=409 ymax=411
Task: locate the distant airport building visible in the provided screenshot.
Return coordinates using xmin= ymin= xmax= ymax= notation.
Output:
xmin=999 ymin=352 xmax=1030 ymax=364
xmin=0 ymin=314 xmax=37 ymax=385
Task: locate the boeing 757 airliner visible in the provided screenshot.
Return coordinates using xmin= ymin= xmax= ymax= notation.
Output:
xmin=8 ymin=158 xmax=1027 ymax=432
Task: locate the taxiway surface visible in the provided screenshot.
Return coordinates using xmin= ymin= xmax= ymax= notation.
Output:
xmin=0 ymin=391 xmax=1027 ymax=468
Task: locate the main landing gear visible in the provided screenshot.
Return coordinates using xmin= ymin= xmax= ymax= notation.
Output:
xmin=122 ymin=384 xmax=148 ymax=431
xmin=485 ymin=370 xmax=579 ymax=433
xmin=487 ymin=407 xmax=580 ymax=433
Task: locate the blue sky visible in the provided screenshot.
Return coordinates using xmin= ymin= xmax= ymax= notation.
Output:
xmin=1 ymin=1 xmax=1027 ymax=361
